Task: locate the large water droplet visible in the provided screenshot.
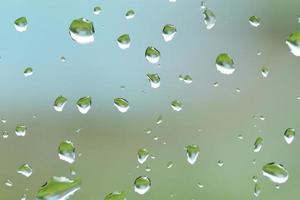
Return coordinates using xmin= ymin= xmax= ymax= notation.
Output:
xmin=15 ymin=125 xmax=27 ymax=136
xmin=15 ymin=17 xmax=27 ymax=32
xmin=145 ymin=47 xmax=160 ymax=64
xmin=24 ymin=67 xmax=33 ymax=77
xmin=53 ymin=96 xmax=68 ymax=112
xmin=58 ymin=140 xmax=75 ymax=164
xmin=254 ymin=137 xmax=263 ymax=152
xmin=249 ymin=16 xmax=261 ymax=27
xmin=186 ymin=144 xmax=200 ymax=165
xmin=76 ymin=96 xmax=92 ymax=114
xmin=203 ymin=8 xmax=216 ymax=29
xmin=162 ymin=24 xmax=177 ymax=42
xmin=147 ymin=74 xmax=160 ymax=88
xmin=69 ymin=18 xmax=95 ymax=44
xmin=104 ymin=191 xmax=126 ymax=200
xmin=17 ymin=164 xmax=32 ymax=177
xmin=216 ymin=53 xmax=235 ymax=75
xmin=284 ymin=128 xmax=295 ymax=144
xmin=36 ymin=176 xmax=81 ymax=200
xmin=137 ymin=148 xmax=149 ymax=164
xmin=171 ymin=100 xmax=182 ymax=111
xmin=286 ymin=31 xmax=300 ymax=56
xmin=262 ymin=162 xmax=289 ymax=184
xmin=134 ymin=176 xmax=151 ymax=195
xmin=114 ymin=98 xmax=129 ymax=113
xmin=117 ymin=34 xmax=131 ymax=49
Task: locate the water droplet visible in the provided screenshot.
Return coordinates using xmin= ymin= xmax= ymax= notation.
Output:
xmin=284 ymin=128 xmax=295 ymax=144
xmin=254 ymin=183 xmax=261 ymax=197
xmin=286 ymin=31 xmax=300 ymax=56
xmin=70 ymin=167 xmax=76 ymax=176
xmin=1 ymin=118 xmax=7 ymax=123
xmin=114 ymin=98 xmax=129 ymax=113
xmin=145 ymin=166 xmax=151 ymax=172
xmin=183 ymin=75 xmax=192 ymax=84
xmin=58 ymin=140 xmax=75 ymax=164
xmin=156 ymin=115 xmax=163 ymax=125
xmin=203 ymin=8 xmax=216 ymax=29
xmin=261 ymin=67 xmax=269 ymax=78
xmin=186 ymin=144 xmax=200 ymax=165
xmin=145 ymin=47 xmax=160 ymax=64
xmin=259 ymin=115 xmax=265 ymax=121
xmin=137 ymin=148 xmax=149 ymax=164
xmin=249 ymin=16 xmax=261 ymax=27
xmin=217 ymin=160 xmax=224 ymax=167
xmin=213 ymin=82 xmax=219 ymax=87
xmin=76 ymin=96 xmax=92 ymax=114
xmin=15 ymin=17 xmax=27 ymax=32
xmin=36 ymin=176 xmax=81 ymax=200
xmin=69 ymin=18 xmax=95 ymax=44
xmin=216 ymin=53 xmax=235 ymax=75
xmin=254 ymin=137 xmax=263 ymax=152
xmin=197 ymin=183 xmax=204 ymax=189
xmin=125 ymin=10 xmax=135 ymax=19
xmin=171 ymin=100 xmax=182 ymax=111
xmin=104 ymin=191 xmax=126 ymax=200
xmin=162 ymin=24 xmax=177 ymax=42
xmin=237 ymin=134 xmax=243 ymax=140
xmin=5 ymin=179 xmax=13 ymax=187
xmin=200 ymin=1 xmax=206 ymax=10
xmin=147 ymin=74 xmax=160 ymax=88
xmin=24 ymin=67 xmax=33 ymax=77
xmin=2 ymin=131 xmax=9 ymax=139
xmin=60 ymin=56 xmax=66 ymax=62
xmin=134 ymin=176 xmax=151 ymax=195
xmin=15 ymin=125 xmax=27 ymax=136
xmin=21 ymin=194 xmax=27 ymax=200
xmin=167 ymin=161 xmax=173 ymax=169
xmin=275 ymin=184 xmax=280 ymax=189
xmin=117 ymin=34 xmax=131 ymax=49
xmin=93 ymin=6 xmax=102 ymax=15
xmin=153 ymin=136 xmax=159 ymax=141
xmin=53 ymin=96 xmax=67 ymax=112
xmin=235 ymin=88 xmax=241 ymax=93
xmin=146 ymin=129 xmax=152 ymax=134
xmin=252 ymin=176 xmax=258 ymax=183
xmin=169 ymin=0 xmax=176 ymax=2
xmin=262 ymin=162 xmax=289 ymax=184
xmin=17 ymin=164 xmax=32 ymax=177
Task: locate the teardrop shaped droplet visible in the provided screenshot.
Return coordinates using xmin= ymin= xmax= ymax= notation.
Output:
xmin=24 ymin=67 xmax=33 ymax=77
xmin=284 ymin=128 xmax=295 ymax=144
xmin=156 ymin=115 xmax=163 ymax=125
xmin=134 ymin=176 xmax=151 ymax=195
xmin=104 ymin=191 xmax=126 ymax=200
xmin=93 ymin=6 xmax=102 ymax=15
xmin=171 ymin=100 xmax=183 ymax=111
xmin=186 ymin=144 xmax=200 ymax=165
xmin=162 ymin=24 xmax=177 ymax=42
xmin=76 ymin=96 xmax=92 ymax=114
xmin=286 ymin=31 xmax=300 ymax=56
xmin=15 ymin=17 xmax=27 ymax=32
xmin=36 ymin=176 xmax=81 ymax=200
xmin=15 ymin=125 xmax=27 ymax=137
xmin=117 ymin=34 xmax=131 ymax=49
xmin=145 ymin=47 xmax=160 ymax=64
xmin=254 ymin=183 xmax=261 ymax=197
xmin=216 ymin=53 xmax=235 ymax=75
xmin=58 ymin=140 xmax=75 ymax=164
xmin=261 ymin=66 xmax=269 ymax=78
xmin=114 ymin=98 xmax=129 ymax=113
xmin=53 ymin=96 xmax=68 ymax=112
xmin=217 ymin=160 xmax=224 ymax=167
xmin=254 ymin=137 xmax=263 ymax=152
xmin=262 ymin=162 xmax=289 ymax=184
xmin=69 ymin=18 xmax=95 ymax=44
xmin=137 ymin=148 xmax=149 ymax=164
xmin=167 ymin=161 xmax=173 ymax=169
xmin=147 ymin=74 xmax=160 ymax=88
xmin=17 ymin=164 xmax=32 ymax=177
xmin=125 ymin=10 xmax=135 ymax=19
xmin=249 ymin=16 xmax=261 ymax=27
xmin=203 ymin=8 xmax=216 ymax=29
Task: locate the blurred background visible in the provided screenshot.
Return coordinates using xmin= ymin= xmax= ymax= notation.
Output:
xmin=0 ymin=0 xmax=300 ymax=199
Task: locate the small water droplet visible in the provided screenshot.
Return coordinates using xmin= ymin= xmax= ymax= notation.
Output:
xmin=134 ymin=176 xmax=151 ymax=195
xmin=249 ymin=16 xmax=261 ymax=27
xmin=252 ymin=176 xmax=258 ymax=183
xmin=15 ymin=17 xmax=27 ymax=32
xmin=145 ymin=47 xmax=160 ymax=64
xmin=156 ymin=115 xmax=163 ymax=125
xmin=217 ymin=160 xmax=224 ymax=167
xmin=60 ymin=56 xmax=66 ymax=62
xmin=24 ymin=67 xmax=33 ymax=77
xmin=197 ymin=183 xmax=204 ymax=189
xmin=17 ymin=164 xmax=32 ymax=177
xmin=261 ymin=67 xmax=269 ymax=78
xmin=284 ymin=128 xmax=295 ymax=144
xmin=171 ymin=100 xmax=182 ymax=111
xmin=15 ymin=125 xmax=27 ymax=136
xmin=216 ymin=53 xmax=235 ymax=75
xmin=1 ymin=118 xmax=7 ymax=123
xmin=104 ymin=191 xmax=126 ymax=200
xmin=167 ymin=161 xmax=173 ymax=169
xmin=147 ymin=74 xmax=160 ymax=88
xmin=162 ymin=24 xmax=177 ymax=42
xmin=36 ymin=176 xmax=81 ymax=200
xmin=254 ymin=183 xmax=261 ymax=197
xmin=213 ymin=82 xmax=219 ymax=87
xmin=237 ymin=134 xmax=243 ymax=140
xmin=58 ymin=140 xmax=75 ymax=164
xmin=2 ymin=131 xmax=9 ymax=139
xmin=114 ymin=98 xmax=129 ymax=113
xmin=76 ymin=96 xmax=92 ymax=114
xmin=186 ymin=144 xmax=200 ymax=165
xmin=145 ymin=166 xmax=151 ymax=172
xmin=125 ymin=10 xmax=135 ymax=19
xmin=137 ymin=148 xmax=149 ymax=164
xmin=53 ymin=96 xmax=67 ymax=112
xmin=183 ymin=75 xmax=192 ymax=84
xmin=254 ymin=137 xmax=263 ymax=152
xmin=203 ymin=8 xmax=216 ymax=29
xmin=5 ymin=179 xmax=13 ymax=187
xmin=21 ymin=194 xmax=27 ymax=200
xmin=93 ymin=6 xmax=102 ymax=15
xmin=117 ymin=34 xmax=131 ymax=49
xmin=69 ymin=18 xmax=95 ymax=44
xmin=262 ymin=162 xmax=289 ymax=184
